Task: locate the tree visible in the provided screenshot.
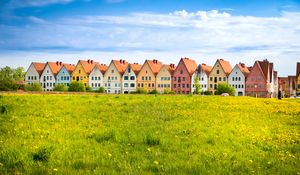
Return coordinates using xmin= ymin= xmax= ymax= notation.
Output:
xmin=68 ymin=81 xmax=86 ymax=92
xmin=0 ymin=79 xmax=18 ymax=91
xmin=216 ymin=83 xmax=235 ymax=96
xmin=193 ymin=76 xmax=201 ymax=94
xmin=13 ymin=67 xmax=25 ymax=81
xmin=24 ymin=82 xmax=42 ymax=91
xmin=96 ymin=87 xmax=105 ymax=93
xmin=53 ymin=84 xmax=68 ymax=92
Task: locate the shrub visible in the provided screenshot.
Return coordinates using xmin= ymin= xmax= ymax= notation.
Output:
xmin=85 ymin=86 xmax=93 ymax=92
xmin=96 ymin=87 xmax=105 ymax=93
xmin=193 ymin=76 xmax=201 ymax=94
xmin=24 ymin=82 xmax=42 ymax=92
xmin=149 ymin=90 xmax=158 ymax=94
xmin=133 ymin=89 xmax=148 ymax=94
xmin=32 ymin=146 xmax=54 ymax=162
xmin=0 ymin=79 xmax=18 ymax=91
xmin=53 ymin=84 xmax=68 ymax=92
xmin=68 ymin=81 xmax=86 ymax=92
xmin=216 ymin=83 xmax=235 ymax=96
xmin=203 ymin=91 xmax=212 ymax=95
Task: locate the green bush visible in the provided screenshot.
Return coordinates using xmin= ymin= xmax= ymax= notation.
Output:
xmin=85 ymin=86 xmax=93 ymax=92
xmin=149 ymin=90 xmax=158 ymax=94
xmin=68 ymin=81 xmax=86 ymax=92
xmin=53 ymin=84 xmax=68 ymax=92
xmin=163 ymin=89 xmax=175 ymax=94
xmin=203 ymin=91 xmax=212 ymax=95
xmin=132 ymin=89 xmax=148 ymax=94
xmin=96 ymin=87 xmax=105 ymax=93
xmin=0 ymin=79 xmax=18 ymax=91
xmin=24 ymin=82 xmax=42 ymax=92
xmin=216 ymin=83 xmax=235 ymax=96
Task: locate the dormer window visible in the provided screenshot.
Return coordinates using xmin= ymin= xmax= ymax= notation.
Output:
xmin=180 ymin=70 xmax=183 ymax=74
xmin=216 ymin=70 xmax=219 ymax=74
xmin=79 ymin=70 xmax=81 ymax=74
xmin=112 ymin=70 xmax=114 ymax=73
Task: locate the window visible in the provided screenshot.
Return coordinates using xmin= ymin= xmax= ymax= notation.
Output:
xmin=232 ymin=77 xmax=234 ymax=81
xmin=98 ymin=77 xmax=101 ymax=80
xmin=217 ymin=70 xmax=219 ymax=74
xmin=79 ymin=70 xmax=81 ymax=74
xmin=238 ymin=84 xmax=241 ymax=88
xmin=178 ymin=84 xmax=181 ymax=87
xmin=241 ymin=84 xmax=244 ymax=88
xmin=152 ymin=83 xmax=154 ymax=87
xmin=28 ymin=76 xmax=31 ymax=80
xmin=219 ymin=77 xmax=221 ymax=81
xmin=239 ymin=77 xmax=241 ymax=81
xmin=210 ymin=84 xmax=212 ymax=88
xmin=92 ymin=77 xmax=94 ymax=80
xmin=149 ymin=77 xmax=151 ymax=81
xmin=124 ymin=83 xmax=128 ymax=87
xmin=210 ymin=77 xmax=213 ymax=81
xmin=187 ymin=84 xmax=189 ymax=88
xmin=178 ymin=77 xmax=181 ymax=82
xmin=95 ymin=77 xmax=97 ymax=81
xmin=182 ymin=84 xmax=185 ymax=88
xmin=130 ymin=83 xmax=135 ymax=87
xmin=112 ymin=70 xmax=114 ymax=73
xmin=141 ymin=83 xmax=144 ymax=87
xmin=111 ymin=77 xmax=114 ymax=80
xmin=91 ymin=83 xmax=94 ymax=87
xmin=138 ymin=83 xmax=140 ymax=87
xmin=180 ymin=70 xmax=183 ymax=74
xmin=145 ymin=76 xmax=148 ymax=80
xmin=168 ymin=77 xmax=170 ymax=80
xmin=124 ymin=76 xmax=129 ymax=80
xmin=183 ymin=77 xmax=185 ymax=81
xmin=115 ymin=76 xmax=117 ymax=80
xmin=35 ymin=76 xmax=37 ymax=80
xmin=142 ymin=76 xmax=144 ymax=80
xmin=174 ymin=77 xmax=176 ymax=81
xmin=223 ymin=77 xmax=226 ymax=81
xmin=80 ymin=77 xmax=83 ymax=80
xmin=158 ymin=84 xmax=160 ymax=88
xmin=67 ymin=76 xmax=69 ymax=80
xmin=47 ymin=76 xmax=49 ymax=80
xmin=130 ymin=76 xmax=135 ymax=80
xmin=174 ymin=84 xmax=176 ymax=88
xmin=73 ymin=77 xmax=75 ymax=80
xmin=98 ymin=83 xmax=100 ymax=87
xmin=201 ymin=77 xmax=204 ymax=81
xmin=148 ymin=83 xmax=151 ymax=88
xmin=128 ymin=68 xmax=131 ymax=73
xmin=115 ymin=83 xmax=117 ymax=87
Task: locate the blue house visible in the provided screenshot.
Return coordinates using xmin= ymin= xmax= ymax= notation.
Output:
xmin=56 ymin=64 xmax=75 ymax=87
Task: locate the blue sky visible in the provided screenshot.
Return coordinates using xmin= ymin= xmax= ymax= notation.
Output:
xmin=0 ymin=0 xmax=299 ymax=76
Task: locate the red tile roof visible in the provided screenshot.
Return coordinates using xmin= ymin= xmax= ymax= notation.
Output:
xmin=199 ymin=63 xmax=212 ymax=76
xmin=257 ymin=60 xmax=271 ymax=81
xmin=63 ymin=64 xmax=75 ymax=74
xmin=297 ymin=62 xmax=300 ymax=77
xmin=130 ymin=63 xmax=142 ymax=75
xmin=165 ymin=63 xmax=176 ymax=75
xmin=79 ymin=60 xmax=99 ymax=74
xmin=112 ymin=59 xmax=129 ymax=75
xmin=218 ymin=59 xmax=232 ymax=75
xmin=237 ymin=63 xmax=250 ymax=77
xmin=32 ymin=62 xmax=46 ymax=76
xmin=95 ymin=63 xmax=108 ymax=74
xmin=145 ymin=59 xmax=163 ymax=75
xmin=47 ymin=62 xmax=63 ymax=76
xmin=181 ymin=57 xmax=197 ymax=76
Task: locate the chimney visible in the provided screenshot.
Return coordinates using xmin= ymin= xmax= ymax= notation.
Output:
xmin=91 ymin=60 xmax=93 ymax=64
xmin=220 ymin=59 xmax=224 ymax=61
xmin=240 ymin=63 xmax=245 ymax=67
xmin=122 ymin=60 xmax=125 ymax=64
xmin=202 ymin=63 xmax=206 ymax=66
xmin=56 ymin=61 xmax=58 ymax=65
xmin=87 ymin=59 xmax=90 ymax=63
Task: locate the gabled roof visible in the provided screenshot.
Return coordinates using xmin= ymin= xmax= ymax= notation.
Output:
xmin=297 ymin=62 xmax=300 ymax=77
xmin=32 ymin=62 xmax=46 ymax=76
xmin=47 ymin=62 xmax=64 ymax=76
xmin=199 ymin=63 xmax=212 ymax=76
xmin=78 ymin=60 xmax=99 ymax=74
xmin=112 ymin=59 xmax=129 ymax=75
xmin=257 ymin=60 xmax=270 ymax=81
xmin=95 ymin=63 xmax=108 ymax=74
xmin=144 ymin=59 xmax=163 ymax=76
xmin=218 ymin=59 xmax=232 ymax=75
xmin=62 ymin=64 xmax=75 ymax=74
xmin=164 ymin=64 xmax=176 ymax=76
xmin=130 ymin=63 xmax=142 ymax=75
xmin=236 ymin=63 xmax=250 ymax=77
xmin=179 ymin=57 xmax=197 ymax=76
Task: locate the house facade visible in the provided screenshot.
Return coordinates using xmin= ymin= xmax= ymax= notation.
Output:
xmin=137 ymin=59 xmax=162 ymax=92
xmin=195 ymin=63 xmax=212 ymax=92
xmin=89 ymin=63 xmax=107 ymax=90
xmin=72 ymin=60 xmax=98 ymax=87
xmin=40 ymin=62 xmax=63 ymax=91
xmin=25 ymin=62 xmax=46 ymax=85
xmin=156 ymin=64 xmax=176 ymax=94
xmin=228 ymin=63 xmax=250 ymax=96
xmin=122 ymin=63 xmax=142 ymax=94
xmin=104 ymin=59 xmax=128 ymax=94
xmin=56 ymin=64 xmax=75 ymax=87
xmin=245 ymin=59 xmax=275 ymax=98
xmin=296 ymin=63 xmax=300 ymax=96
xmin=208 ymin=59 xmax=232 ymax=95
xmin=172 ymin=57 xmax=197 ymax=94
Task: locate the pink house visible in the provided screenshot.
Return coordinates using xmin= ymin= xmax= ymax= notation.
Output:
xmin=172 ymin=57 xmax=197 ymax=94
xmin=246 ymin=59 xmax=275 ymax=98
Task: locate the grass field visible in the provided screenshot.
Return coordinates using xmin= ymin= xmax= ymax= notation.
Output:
xmin=0 ymin=94 xmax=299 ymax=174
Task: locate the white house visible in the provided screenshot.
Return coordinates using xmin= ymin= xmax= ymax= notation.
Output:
xmin=228 ymin=63 xmax=250 ymax=96
xmin=104 ymin=59 xmax=128 ymax=94
xmin=40 ymin=62 xmax=63 ymax=91
xmin=89 ymin=63 xmax=107 ymax=90
xmin=122 ymin=63 xmax=142 ymax=94
xmin=25 ymin=62 xmax=46 ymax=85
xmin=192 ymin=63 xmax=212 ymax=93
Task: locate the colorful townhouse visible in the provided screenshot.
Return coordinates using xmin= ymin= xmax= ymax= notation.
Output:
xmin=172 ymin=57 xmax=197 ymax=94
xmin=228 ymin=63 xmax=250 ymax=96
xmin=104 ymin=59 xmax=128 ymax=94
xmin=245 ymin=59 xmax=276 ymax=98
xmin=194 ymin=63 xmax=212 ymax=92
xmin=122 ymin=63 xmax=142 ymax=94
xmin=156 ymin=64 xmax=176 ymax=94
xmin=89 ymin=63 xmax=108 ymax=90
xmin=208 ymin=59 xmax=232 ymax=95
xmin=72 ymin=60 xmax=98 ymax=87
xmin=137 ymin=59 xmax=163 ymax=92
xmin=40 ymin=62 xmax=63 ymax=91
xmin=278 ymin=77 xmax=289 ymax=97
xmin=297 ymin=63 xmax=300 ymax=96
xmin=56 ymin=64 xmax=75 ymax=87
xmin=25 ymin=62 xmax=46 ymax=85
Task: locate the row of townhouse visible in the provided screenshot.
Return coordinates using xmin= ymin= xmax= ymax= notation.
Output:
xmin=278 ymin=62 xmax=300 ymax=97
xmin=25 ymin=58 xmax=279 ymax=97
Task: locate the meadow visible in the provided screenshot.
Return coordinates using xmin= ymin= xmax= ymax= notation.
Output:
xmin=0 ymin=94 xmax=299 ymax=174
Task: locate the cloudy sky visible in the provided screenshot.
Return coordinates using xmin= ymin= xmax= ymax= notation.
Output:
xmin=0 ymin=0 xmax=299 ymax=76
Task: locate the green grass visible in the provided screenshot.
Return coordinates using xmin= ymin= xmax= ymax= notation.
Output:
xmin=0 ymin=94 xmax=299 ymax=174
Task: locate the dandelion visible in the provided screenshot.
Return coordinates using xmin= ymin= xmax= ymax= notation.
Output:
xmin=53 ymin=168 xmax=58 ymax=171
xmin=147 ymin=148 xmax=151 ymax=152
xmin=249 ymin=160 xmax=253 ymax=163
xmin=108 ymin=153 xmax=112 ymax=157
xmin=267 ymin=161 xmax=271 ymax=165
xmin=153 ymin=160 xmax=159 ymax=165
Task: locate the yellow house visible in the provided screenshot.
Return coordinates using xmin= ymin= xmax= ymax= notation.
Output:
xmin=296 ymin=62 xmax=300 ymax=96
xmin=208 ymin=59 xmax=232 ymax=95
xmin=137 ymin=59 xmax=162 ymax=92
xmin=71 ymin=59 xmax=98 ymax=86
xmin=156 ymin=64 xmax=176 ymax=93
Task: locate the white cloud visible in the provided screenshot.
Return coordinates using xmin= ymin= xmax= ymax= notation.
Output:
xmin=0 ymin=10 xmax=299 ymax=76
xmin=7 ymin=0 xmax=73 ymax=8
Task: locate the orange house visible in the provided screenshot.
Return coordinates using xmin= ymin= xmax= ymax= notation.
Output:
xmin=137 ymin=59 xmax=162 ymax=92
